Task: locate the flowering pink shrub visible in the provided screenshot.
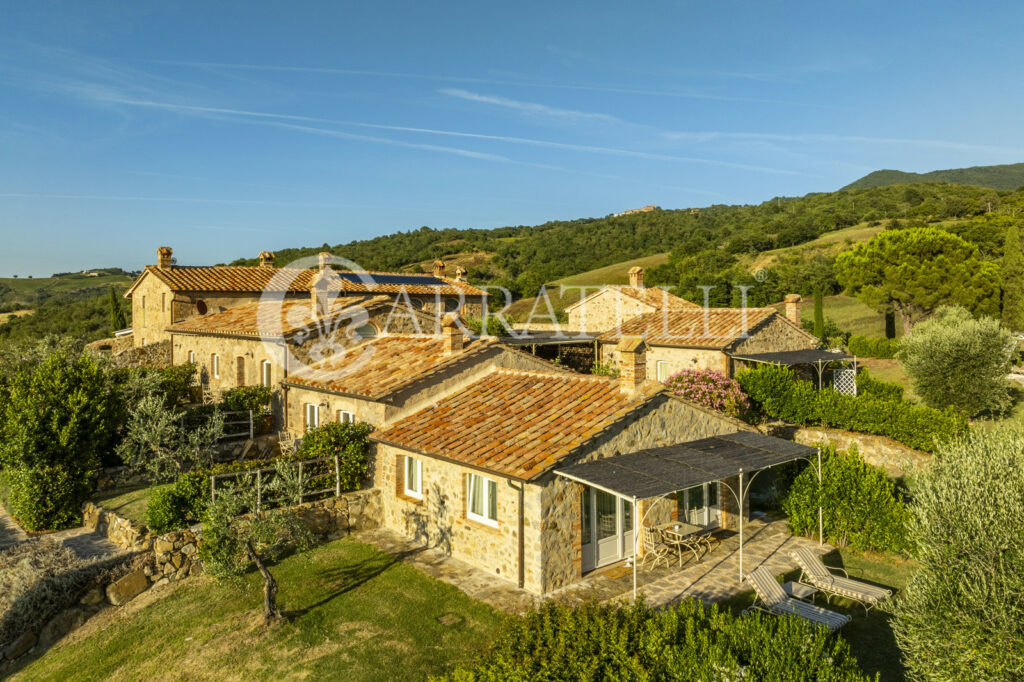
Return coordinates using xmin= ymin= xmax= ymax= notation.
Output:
xmin=663 ymin=369 xmax=750 ymax=418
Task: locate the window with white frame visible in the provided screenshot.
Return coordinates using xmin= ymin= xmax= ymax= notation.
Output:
xmin=305 ymin=403 xmax=320 ymax=430
xmin=211 ymin=354 xmax=220 ymax=379
xmin=337 ymin=410 xmax=354 ymax=424
xmin=466 ymin=473 xmax=497 ymax=526
xmin=261 ymin=360 xmax=272 ymax=387
xmin=656 ymin=360 xmax=671 ymax=382
xmin=404 ymin=456 xmax=422 ymax=499
xmin=187 ymin=350 xmax=195 ymax=364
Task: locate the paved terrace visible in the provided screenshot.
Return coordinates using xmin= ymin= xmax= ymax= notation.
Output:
xmin=355 ymin=516 xmax=832 ymax=614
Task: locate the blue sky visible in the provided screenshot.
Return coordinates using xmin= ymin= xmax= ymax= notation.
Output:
xmin=2 ymin=1 xmax=1024 ymax=276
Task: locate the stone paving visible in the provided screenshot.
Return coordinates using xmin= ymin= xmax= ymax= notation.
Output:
xmin=0 ymin=504 xmax=123 ymax=560
xmin=355 ymin=517 xmax=832 ymax=614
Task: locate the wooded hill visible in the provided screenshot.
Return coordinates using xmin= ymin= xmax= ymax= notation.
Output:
xmin=843 ymin=163 xmax=1024 ymax=191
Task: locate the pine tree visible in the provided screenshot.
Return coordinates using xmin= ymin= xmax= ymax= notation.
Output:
xmin=1000 ymin=225 xmax=1024 ymax=331
xmin=813 ymin=288 xmax=825 ymax=339
xmin=109 ymin=286 xmax=127 ymax=334
xmin=884 ymin=311 xmax=897 ymax=339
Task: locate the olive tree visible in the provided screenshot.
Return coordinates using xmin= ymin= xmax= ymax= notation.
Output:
xmin=898 ymin=306 xmax=1015 ymax=417
xmin=116 ymin=396 xmax=224 ymax=482
xmin=893 ymin=428 xmax=1024 ymax=680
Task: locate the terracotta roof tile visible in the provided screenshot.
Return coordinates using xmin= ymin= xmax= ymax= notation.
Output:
xmin=165 ymin=295 xmax=394 ymax=338
xmin=283 ymin=335 xmax=501 ymax=399
xmin=132 ymin=264 xmax=484 ymax=297
xmin=370 ymin=370 xmax=662 ymax=480
xmin=598 ymin=307 xmax=778 ymax=348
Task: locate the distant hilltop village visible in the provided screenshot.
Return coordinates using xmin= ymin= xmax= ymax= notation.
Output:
xmin=613 ymin=204 xmax=660 ymax=217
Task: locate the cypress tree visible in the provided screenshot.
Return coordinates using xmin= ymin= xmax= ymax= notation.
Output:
xmin=813 ymin=288 xmax=825 ymax=339
xmin=109 ymin=286 xmax=127 ymax=334
xmin=1001 ymin=225 xmax=1024 ymax=331
xmin=884 ymin=311 xmax=896 ymax=339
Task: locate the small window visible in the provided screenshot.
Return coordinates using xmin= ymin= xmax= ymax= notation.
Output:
xmin=212 ymin=354 xmax=220 ymax=379
xmin=353 ymin=323 xmax=377 ymax=339
xmin=657 ymin=360 xmax=671 ymax=382
xmin=467 ymin=473 xmax=498 ymax=526
xmin=337 ymin=410 xmax=354 ymax=424
xmin=187 ymin=350 xmax=195 ymax=364
xmin=196 ymin=300 xmax=208 ymax=315
xmin=161 ymin=293 xmax=166 ymax=313
xmin=443 ymin=298 xmax=460 ymax=313
xmin=404 ymin=456 xmax=422 ymax=499
xmin=235 ymin=356 xmax=245 ymax=387
xmin=261 ymin=360 xmax=272 ymax=387
xmin=305 ymin=403 xmax=320 ymax=431
xmin=141 ymin=296 xmax=146 ymax=326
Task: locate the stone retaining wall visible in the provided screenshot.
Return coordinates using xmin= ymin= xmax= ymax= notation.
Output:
xmin=788 ymin=426 xmax=931 ymax=477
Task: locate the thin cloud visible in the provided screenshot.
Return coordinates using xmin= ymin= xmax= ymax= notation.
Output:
xmin=0 ymin=192 xmax=352 ymax=208
xmin=440 ymin=88 xmax=620 ymax=123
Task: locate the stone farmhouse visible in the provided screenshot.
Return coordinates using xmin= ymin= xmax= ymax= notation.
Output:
xmin=563 ymin=267 xmax=699 ymax=334
xmin=124 ymin=247 xmax=486 ymax=347
xmin=368 ymin=338 xmax=755 ymax=594
xmin=597 ymin=296 xmax=818 ymax=381
xmin=166 ymin=294 xmax=442 ymax=396
xmin=280 ymin=318 xmax=559 ymax=431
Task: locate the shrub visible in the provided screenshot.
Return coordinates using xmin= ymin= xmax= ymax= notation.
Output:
xmin=222 ymin=385 xmax=274 ymax=414
xmin=462 ymin=315 xmax=511 ymax=337
xmin=296 ymin=421 xmax=372 ymax=492
xmin=737 ymin=364 xmax=967 ymax=453
xmin=589 ymin=359 xmax=620 ymax=377
xmin=6 ymin=465 xmax=94 ymax=531
xmin=442 ymin=598 xmax=872 ymax=681
xmin=783 ymin=445 xmax=912 ymax=554
xmin=855 ymin=368 xmax=903 ymax=401
xmin=848 ymin=335 xmax=900 ymax=359
xmin=898 ymin=306 xmax=1016 ymax=417
xmin=663 ymin=369 xmax=750 ymax=419
xmin=144 ymin=486 xmax=193 ymax=534
xmin=892 ymin=428 xmax=1024 ymax=681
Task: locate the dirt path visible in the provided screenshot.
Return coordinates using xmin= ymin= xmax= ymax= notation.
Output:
xmin=0 ymin=505 xmax=29 ymax=550
xmin=0 ymin=504 xmax=122 ymax=559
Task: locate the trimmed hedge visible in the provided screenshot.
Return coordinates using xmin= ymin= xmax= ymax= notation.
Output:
xmin=738 ymin=364 xmax=967 ymax=453
xmin=6 ymin=465 xmax=93 ymax=531
xmin=848 ymin=335 xmax=900 ymax=359
xmin=442 ymin=598 xmax=872 ymax=681
xmin=783 ymin=445 xmax=912 ymax=554
xmin=856 ymin=369 xmax=904 ymax=401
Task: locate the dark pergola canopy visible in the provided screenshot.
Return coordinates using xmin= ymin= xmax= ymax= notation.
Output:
xmin=555 ymin=431 xmax=815 ymax=500
xmin=730 ymin=349 xmax=853 ymax=365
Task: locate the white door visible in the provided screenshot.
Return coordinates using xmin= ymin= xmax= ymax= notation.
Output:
xmin=595 ymin=489 xmax=620 ymax=566
xmin=581 ymin=486 xmax=636 ymax=572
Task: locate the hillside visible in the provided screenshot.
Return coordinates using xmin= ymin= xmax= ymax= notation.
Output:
xmin=843 ymin=163 xmax=1024 ymax=191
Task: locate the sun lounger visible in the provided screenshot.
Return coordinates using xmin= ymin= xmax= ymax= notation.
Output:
xmin=791 ymin=547 xmax=892 ymax=613
xmin=744 ymin=566 xmax=850 ymax=632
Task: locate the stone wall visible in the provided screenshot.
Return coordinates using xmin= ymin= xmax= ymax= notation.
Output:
xmin=103 ymin=339 xmax=172 ymax=369
xmin=85 ymin=335 xmax=133 ymax=355
xmin=95 ymin=467 xmax=148 ymax=491
xmin=568 ymin=289 xmax=654 ymax=334
xmin=788 ymin=426 xmax=930 ymax=477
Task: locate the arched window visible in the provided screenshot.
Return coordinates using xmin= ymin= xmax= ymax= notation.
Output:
xmin=211 ymin=354 xmax=220 ymax=379
xmin=261 ymin=360 xmax=272 ymax=387
xmin=443 ymin=298 xmax=460 ymax=313
xmin=352 ymin=323 xmax=378 ymax=339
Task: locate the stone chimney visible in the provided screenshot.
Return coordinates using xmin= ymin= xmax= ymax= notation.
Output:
xmin=310 ymin=252 xmax=337 ymax=321
xmin=628 ymin=266 xmax=645 ymax=289
xmin=157 ymin=246 xmax=174 ymax=269
xmin=258 ymin=251 xmax=275 ymax=269
xmin=784 ymin=293 xmax=802 ymax=325
xmin=454 ymin=266 xmax=467 ymax=283
xmin=616 ymin=336 xmax=647 ymax=396
xmin=433 ymin=260 xmax=446 ymax=278
xmin=441 ymin=314 xmax=463 ymax=355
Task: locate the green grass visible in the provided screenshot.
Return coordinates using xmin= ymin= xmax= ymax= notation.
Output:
xmin=90 ymin=485 xmax=166 ymax=527
xmin=771 ymin=294 xmax=904 ymax=338
xmin=553 ymin=253 xmax=670 ymax=287
xmin=0 ymin=273 xmax=132 ymax=297
xmin=13 ymin=538 xmax=507 ymax=681
xmin=749 ymin=223 xmax=884 ymax=272
xmin=720 ymin=547 xmax=917 ymax=682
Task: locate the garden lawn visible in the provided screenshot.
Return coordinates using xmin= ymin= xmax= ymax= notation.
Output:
xmin=720 ymin=547 xmax=917 ymax=682
xmin=12 ymin=538 xmax=506 ymax=681
xmin=90 ymin=485 xmax=167 ymax=526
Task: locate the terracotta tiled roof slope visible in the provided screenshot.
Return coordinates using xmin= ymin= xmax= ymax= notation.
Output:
xmin=282 ymin=335 xmax=503 ymax=399
xmin=614 ymin=286 xmax=699 ymax=309
xmin=165 ymin=295 xmax=395 ymax=338
xmin=598 ymin=307 xmax=782 ymax=348
xmin=371 ymin=370 xmax=663 ymax=480
xmin=127 ymin=265 xmax=484 ymax=297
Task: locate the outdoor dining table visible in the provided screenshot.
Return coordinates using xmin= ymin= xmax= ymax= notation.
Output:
xmin=655 ymin=521 xmax=703 ymax=566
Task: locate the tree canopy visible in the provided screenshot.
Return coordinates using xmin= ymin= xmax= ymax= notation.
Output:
xmin=835 ymin=227 xmax=999 ymax=329
xmin=1000 ymin=224 xmax=1024 ymax=331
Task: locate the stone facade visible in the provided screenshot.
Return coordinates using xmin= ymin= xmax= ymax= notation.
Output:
xmin=283 ymin=344 xmax=559 ymax=432
xmin=789 ymin=426 xmax=930 ymax=477
xmin=374 ymin=394 xmax=754 ymax=595
xmin=567 ymin=288 xmax=658 ymax=334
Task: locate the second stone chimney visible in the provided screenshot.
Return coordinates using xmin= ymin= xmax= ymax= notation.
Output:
xmin=784 ymin=293 xmax=802 ymax=326
xmin=433 ymin=260 xmax=446 ymax=278
xmin=157 ymin=246 xmax=174 ymax=269
xmin=454 ymin=266 xmax=467 ymax=282
xmin=258 ymin=251 xmax=275 ymax=269
xmin=310 ymin=252 xmax=337 ymax=321
xmin=441 ymin=314 xmax=463 ymax=355
xmin=628 ymin=266 xmax=645 ymax=289
xmin=616 ymin=336 xmax=647 ymax=396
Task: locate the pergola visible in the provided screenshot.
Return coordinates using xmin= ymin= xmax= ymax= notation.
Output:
xmin=731 ymin=349 xmax=857 ymax=390
xmin=555 ymin=431 xmax=822 ymax=600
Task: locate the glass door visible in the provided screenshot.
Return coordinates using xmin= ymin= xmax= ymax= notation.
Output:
xmin=677 ymin=482 xmax=722 ymax=529
xmin=595 ymin=489 xmax=620 ymax=566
